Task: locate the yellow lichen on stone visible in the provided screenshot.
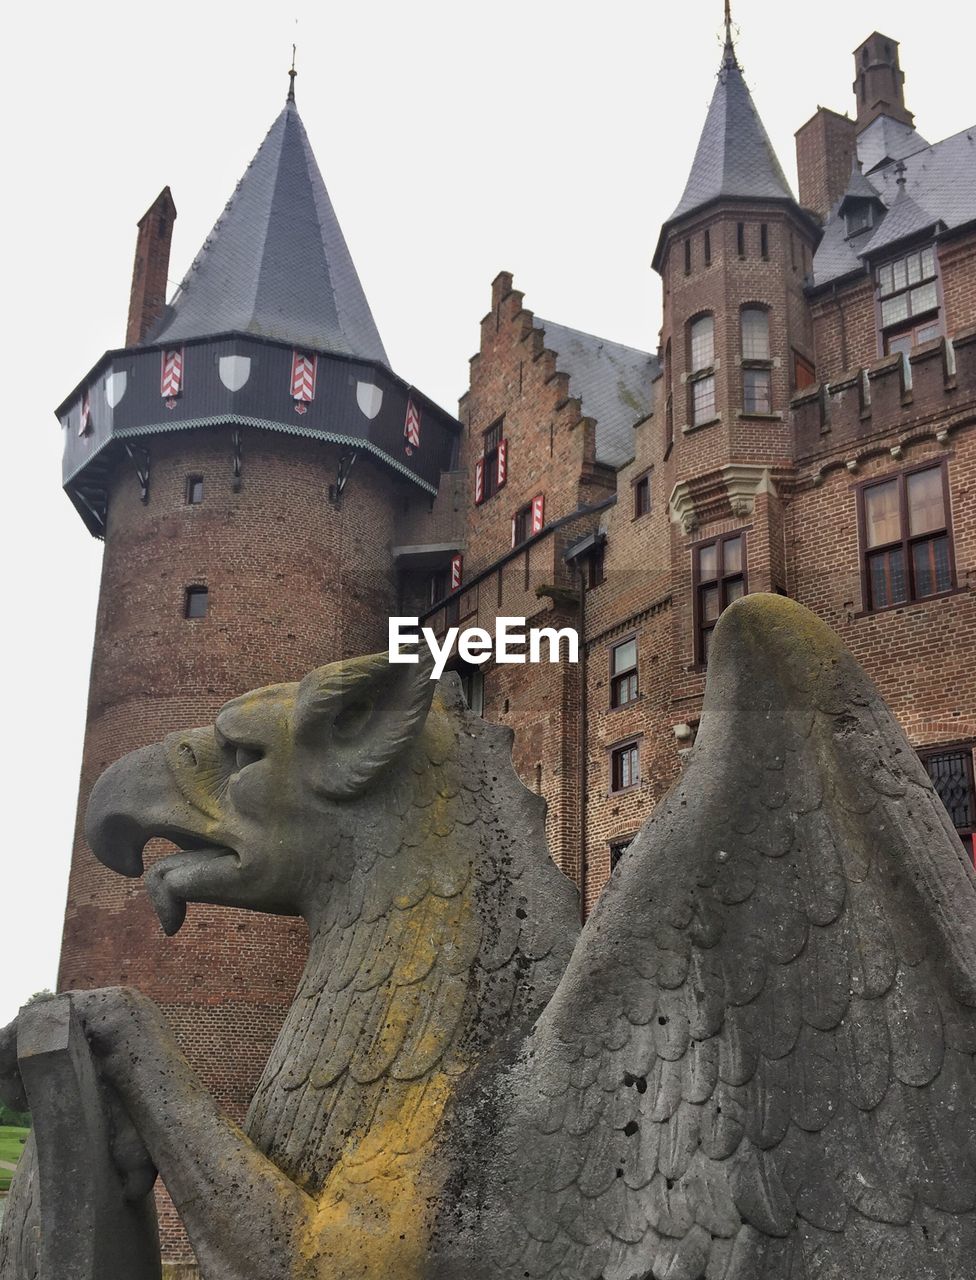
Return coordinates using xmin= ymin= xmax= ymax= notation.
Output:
xmin=293 ymin=857 xmax=473 ymax=1279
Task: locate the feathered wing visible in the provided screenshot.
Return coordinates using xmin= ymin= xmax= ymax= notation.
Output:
xmin=246 ymin=677 xmax=578 ymax=1198
xmin=484 ymin=595 xmax=976 ymax=1280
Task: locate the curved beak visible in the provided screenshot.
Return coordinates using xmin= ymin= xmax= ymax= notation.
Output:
xmin=84 ymin=742 xmax=211 ymax=877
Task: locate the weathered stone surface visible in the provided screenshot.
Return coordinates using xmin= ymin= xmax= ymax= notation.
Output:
xmin=2 ymin=596 xmax=975 ymax=1278
xmin=0 ymin=997 xmax=159 ymax=1280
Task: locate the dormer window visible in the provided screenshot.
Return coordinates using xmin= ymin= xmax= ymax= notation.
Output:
xmin=845 ymin=203 xmax=874 ymax=238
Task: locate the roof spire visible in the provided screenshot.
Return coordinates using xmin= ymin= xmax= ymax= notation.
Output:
xmin=287 ymin=45 xmax=297 ymax=103
xmin=723 ymin=0 xmax=738 ymax=68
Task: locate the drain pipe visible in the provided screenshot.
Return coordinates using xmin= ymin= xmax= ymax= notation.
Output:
xmin=576 ymin=561 xmax=588 ymax=923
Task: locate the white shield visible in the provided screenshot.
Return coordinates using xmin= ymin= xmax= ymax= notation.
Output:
xmin=219 ymin=355 xmax=251 ymax=391
xmin=104 ymin=371 xmax=127 ymax=408
xmin=356 ymin=381 xmax=383 ymax=420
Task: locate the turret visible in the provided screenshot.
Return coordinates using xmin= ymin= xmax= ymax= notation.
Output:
xmin=55 ymin=68 xmax=460 ymax=1268
xmin=652 ymin=18 xmax=820 ymax=477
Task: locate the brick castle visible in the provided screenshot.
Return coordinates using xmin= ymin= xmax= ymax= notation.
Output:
xmin=55 ymin=24 xmax=975 ymax=1267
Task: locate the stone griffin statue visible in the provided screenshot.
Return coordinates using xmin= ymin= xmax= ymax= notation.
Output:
xmin=2 ymin=595 xmax=975 ymax=1279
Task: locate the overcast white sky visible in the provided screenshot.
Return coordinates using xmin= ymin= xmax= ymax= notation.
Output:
xmin=1 ymin=0 xmax=973 ymax=1027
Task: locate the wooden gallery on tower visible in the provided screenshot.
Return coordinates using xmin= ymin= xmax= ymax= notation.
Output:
xmin=55 ymin=25 xmax=975 ymax=1267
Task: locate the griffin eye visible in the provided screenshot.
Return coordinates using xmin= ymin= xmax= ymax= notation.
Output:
xmin=235 ymin=745 xmax=263 ymax=771
xmin=333 ymin=699 xmax=373 ymax=739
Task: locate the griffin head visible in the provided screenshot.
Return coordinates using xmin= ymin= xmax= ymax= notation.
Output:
xmin=85 ymin=651 xmax=437 ymax=935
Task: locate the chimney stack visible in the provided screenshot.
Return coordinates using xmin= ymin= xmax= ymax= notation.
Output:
xmin=795 ymin=107 xmax=857 ymax=222
xmin=853 ymin=33 xmax=913 ymax=133
xmin=125 ymin=187 xmax=176 ymax=347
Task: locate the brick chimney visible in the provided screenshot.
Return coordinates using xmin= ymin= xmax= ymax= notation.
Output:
xmin=125 ymin=187 xmax=176 ymax=347
xmin=795 ymin=107 xmax=857 ymax=222
xmin=853 ymin=32 xmax=914 ymax=133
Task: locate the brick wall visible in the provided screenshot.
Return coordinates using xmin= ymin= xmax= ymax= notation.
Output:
xmin=794 ymin=108 xmax=857 ymax=222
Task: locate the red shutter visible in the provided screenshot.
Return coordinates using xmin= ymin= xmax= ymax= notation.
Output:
xmin=497 ymin=438 xmax=508 ymax=487
xmin=475 ymin=457 xmax=485 ymax=504
xmin=531 ymin=493 xmax=545 ymax=535
xmin=450 ymin=554 xmax=463 ymax=591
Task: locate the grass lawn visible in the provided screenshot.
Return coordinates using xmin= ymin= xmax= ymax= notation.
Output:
xmin=0 ymin=1126 xmax=30 ymax=1192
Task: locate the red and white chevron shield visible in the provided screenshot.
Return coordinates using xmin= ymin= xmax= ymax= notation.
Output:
xmin=161 ymin=349 xmax=184 ymax=399
xmin=291 ymin=352 xmax=317 ymax=402
xmin=404 ymin=399 xmax=421 ymax=449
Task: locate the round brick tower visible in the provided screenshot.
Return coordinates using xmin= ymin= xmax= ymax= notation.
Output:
xmin=55 ymin=76 xmax=459 ymax=1263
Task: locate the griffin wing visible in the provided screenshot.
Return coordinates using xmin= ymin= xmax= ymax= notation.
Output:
xmin=488 ymin=594 xmax=976 ymax=1280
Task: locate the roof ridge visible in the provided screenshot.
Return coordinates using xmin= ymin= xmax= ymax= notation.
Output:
xmin=536 ymin=315 xmax=654 ymax=360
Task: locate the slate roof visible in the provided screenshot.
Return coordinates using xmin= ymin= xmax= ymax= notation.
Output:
xmin=666 ymin=43 xmax=794 ymax=224
xmin=857 ymin=115 xmax=929 ymax=174
xmin=536 ymin=318 xmax=657 ymax=469
xmin=811 ymin=124 xmax=976 ymax=290
xmin=147 ymin=98 xmax=389 ymax=365
xmin=860 ymin=183 xmax=942 ymax=257
xmin=838 ymin=164 xmax=885 ymax=213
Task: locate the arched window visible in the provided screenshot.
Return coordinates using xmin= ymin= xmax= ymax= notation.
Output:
xmin=740 ymin=306 xmax=772 ymax=415
xmin=689 ymin=315 xmax=714 ymax=371
xmin=741 ymin=307 xmax=769 ymax=360
xmin=687 ymin=315 xmax=716 ymax=426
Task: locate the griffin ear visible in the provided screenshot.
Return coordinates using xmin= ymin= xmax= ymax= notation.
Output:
xmin=294 ymin=650 xmax=437 ymax=799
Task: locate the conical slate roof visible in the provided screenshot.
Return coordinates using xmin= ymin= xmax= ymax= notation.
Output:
xmin=148 ymin=95 xmax=389 ymax=365
xmin=668 ymin=42 xmax=794 ymax=222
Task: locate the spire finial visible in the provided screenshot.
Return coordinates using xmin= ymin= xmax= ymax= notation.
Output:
xmin=287 ymin=45 xmax=297 ymax=103
xmin=895 ymin=159 xmax=907 ymax=187
xmin=722 ymin=0 xmax=739 ymax=68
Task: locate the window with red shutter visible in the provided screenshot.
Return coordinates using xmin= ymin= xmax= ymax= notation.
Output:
xmin=531 ymin=493 xmax=545 ymax=534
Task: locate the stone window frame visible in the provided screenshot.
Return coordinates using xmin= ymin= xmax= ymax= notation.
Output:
xmin=919 ymin=742 xmax=975 ymax=864
xmin=609 ymin=737 xmax=641 ymax=795
xmin=686 ymin=313 xmax=717 ymax=429
xmin=692 ymin=530 xmax=748 ymax=668
xmin=739 ymin=304 xmax=774 ymax=417
xmin=855 ymin=459 xmax=957 ymax=615
xmin=609 ymin=634 xmax=639 ymax=710
xmin=875 ymin=243 xmax=943 ymax=356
